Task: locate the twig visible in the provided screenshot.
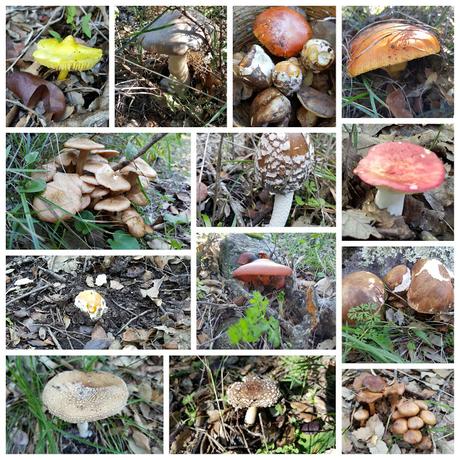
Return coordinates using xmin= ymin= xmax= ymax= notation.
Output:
xmin=38 ymin=266 xmax=67 ymax=283
xmin=211 ymin=134 xmax=225 ymax=223
xmin=6 ymin=284 xmax=49 ymax=306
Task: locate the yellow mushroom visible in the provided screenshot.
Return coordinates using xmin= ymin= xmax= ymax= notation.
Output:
xmin=74 ymin=290 xmax=107 ymax=320
xmin=33 ymin=35 xmax=103 ymax=80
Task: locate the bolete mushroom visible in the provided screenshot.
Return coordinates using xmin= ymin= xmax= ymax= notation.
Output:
xmin=407 ymin=259 xmax=453 ymax=314
xmin=256 ymin=133 xmax=313 ymax=227
xmin=347 ymin=21 xmax=441 ymax=79
xmin=250 ymin=87 xmax=291 ymax=127
xmin=342 ymin=271 xmax=385 ymax=324
xmin=383 ymin=265 xmax=411 ymax=295
xmin=63 ymin=137 xmax=105 ymax=176
xmin=238 ymin=44 xmax=274 ymax=90
xmin=33 ymin=35 xmax=103 ymax=81
xmin=42 ymin=370 xmax=128 ymax=438
xmin=301 ymin=38 xmax=335 ymax=73
xmin=253 ymin=7 xmax=313 ymax=58
xmin=227 ymin=376 xmax=281 ymax=425
xmin=75 ymin=290 xmax=107 ymax=320
xmin=297 ymin=84 xmax=336 ymax=124
xmin=272 ymin=58 xmax=303 ymax=96
xmin=353 ymin=142 xmax=446 ymax=216
xmin=139 ymin=9 xmax=214 ymax=87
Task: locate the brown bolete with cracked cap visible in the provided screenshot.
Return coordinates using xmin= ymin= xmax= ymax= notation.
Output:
xmin=256 ymin=133 xmax=313 ymax=227
xmin=384 ymin=265 xmax=412 ymax=295
xmin=342 ymin=271 xmax=385 ymax=324
xmin=227 ymin=376 xmax=281 ymax=425
xmin=42 ymin=370 xmax=128 ymax=438
xmin=238 ymin=44 xmax=274 ymax=90
xmin=250 ymin=87 xmax=291 ymax=127
xmin=407 ymin=259 xmax=453 ymax=314
xmin=297 ymin=84 xmax=335 ymax=124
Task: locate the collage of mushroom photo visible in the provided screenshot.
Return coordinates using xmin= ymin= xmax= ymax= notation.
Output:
xmin=2 ymin=1 xmax=457 ymax=457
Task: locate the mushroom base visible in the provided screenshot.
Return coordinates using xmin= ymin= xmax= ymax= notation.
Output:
xmin=77 ymin=421 xmax=90 ymax=438
xmin=375 ymin=188 xmax=406 ymax=216
xmin=244 ymin=406 xmax=258 ymax=425
xmin=168 ymin=55 xmax=190 ymax=85
xmin=268 ymin=191 xmax=294 ymax=227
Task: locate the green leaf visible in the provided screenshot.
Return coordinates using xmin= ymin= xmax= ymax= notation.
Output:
xmin=164 ymin=213 xmax=189 ymax=225
xmin=81 ymin=13 xmax=92 ymax=39
xmin=48 ymin=30 xmax=62 ymax=41
xmin=107 ymin=230 xmax=140 ymax=249
xmin=66 ymin=6 xmax=77 ymax=25
xmin=200 ymin=214 xmax=212 ymax=227
xmin=74 ymin=211 xmax=97 ymax=235
xmin=18 ymin=179 xmax=46 ymax=194
xmin=24 ymin=151 xmax=40 ymax=165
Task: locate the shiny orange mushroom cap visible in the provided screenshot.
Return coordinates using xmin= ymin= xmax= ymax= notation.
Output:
xmin=347 ymin=21 xmax=440 ymax=78
xmin=232 ymin=258 xmax=293 ymax=289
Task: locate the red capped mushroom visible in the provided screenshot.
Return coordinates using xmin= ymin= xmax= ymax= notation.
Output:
xmin=232 ymin=257 xmax=292 ymax=289
xmin=353 ymin=142 xmax=445 ymax=216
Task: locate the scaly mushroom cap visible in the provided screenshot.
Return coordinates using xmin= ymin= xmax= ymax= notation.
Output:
xmin=94 ymin=196 xmax=131 ymax=212
xmin=257 ymin=133 xmax=313 ymax=195
xmin=32 ymin=181 xmax=82 ymax=223
xmin=253 ymin=7 xmax=313 ymax=58
xmin=353 ymin=142 xmax=445 ymax=194
xmin=347 ymin=21 xmax=440 ymax=77
xmin=407 ymin=259 xmax=453 ymax=314
xmin=232 ymin=258 xmax=293 ymax=287
xmin=139 ymin=9 xmax=214 ymax=56
xmin=384 ymin=265 xmax=411 ymax=294
xmin=342 ymin=271 xmax=385 ymax=324
xmin=42 ymin=370 xmax=128 ymax=423
xmin=75 ymin=290 xmax=107 ymax=320
xmin=272 ymin=59 xmax=303 ymax=96
xmin=227 ymin=376 xmax=281 ymax=409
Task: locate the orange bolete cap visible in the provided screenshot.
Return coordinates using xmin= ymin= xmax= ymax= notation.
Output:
xmin=232 ymin=258 xmax=292 ymax=289
xmin=347 ymin=21 xmax=440 ymax=78
xmin=253 ymin=7 xmax=313 ymax=58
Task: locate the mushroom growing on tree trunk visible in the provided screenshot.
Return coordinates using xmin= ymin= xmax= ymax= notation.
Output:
xmin=257 ymin=133 xmax=314 ymax=227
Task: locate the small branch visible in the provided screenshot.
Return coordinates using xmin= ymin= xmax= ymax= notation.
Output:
xmin=112 ymin=134 xmax=167 ymax=171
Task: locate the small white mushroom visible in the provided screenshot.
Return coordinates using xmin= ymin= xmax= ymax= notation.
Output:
xmin=74 ymin=290 xmax=108 ymax=321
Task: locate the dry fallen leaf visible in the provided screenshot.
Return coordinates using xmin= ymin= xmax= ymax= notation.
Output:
xmin=342 ymin=209 xmax=381 ymax=239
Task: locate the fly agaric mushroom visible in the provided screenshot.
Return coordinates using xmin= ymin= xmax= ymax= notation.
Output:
xmin=63 ymin=137 xmax=105 ymax=176
xmin=42 ymin=370 xmax=128 ymax=438
xmin=407 ymin=259 xmax=453 ymax=314
xmin=384 ymin=265 xmax=412 ymax=294
xmin=232 ymin=257 xmax=292 ymax=289
xmin=227 ymin=376 xmax=281 ymax=425
xmin=342 ymin=271 xmax=385 ymax=324
xmin=253 ymin=7 xmax=313 ymax=58
xmin=347 ymin=21 xmax=441 ymax=79
xmin=272 ymin=59 xmax=303 ymax=96
xmin=301 ymin=39 xmax=335 ymax=73
xmin=75 ymin=290 xmax=107 ymax=320
xmin=256 ymin=133 xmax=313 ymax=227
xmin=353 ymin=142 xmax=446 ymax=216
xmin=139 ymin=9 xmax=214 ymax=87
xmin=250 ymin=87 xmax=291 ymax=127
xmin=238 ymin=44 xmax=274 ymax=90
xmin=33 ymin=35 xmax=103 ymax=81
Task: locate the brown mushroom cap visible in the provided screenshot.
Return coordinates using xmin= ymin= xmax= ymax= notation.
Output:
xmin=95 ymin=170 xmax=131 ymax=193
xmin=80 ymin=175 xmax=99 ymax=186
xmin=407 ymin=259 xmax=453 ymax=314
xmin=297 ymin=84 xmax=336 ymax=118
xmin=31 ymin=162 xmax=57 ymax=182
xmin=257 ymin=133 xmax=313 ymax=195
xmin=64 ymin=137 xmax=105 ymax=152
xmin=384 ymin=382 xmax=406 ymax=398
xmin=120 ymin=158 xmax=157 ymax=180
xmin=403 ymin=429 xmax=423 ymax=445
xmin=42 ymin=370 xmax=128 ymax=423
xmin=362 ymin=375 xmax=387 ymax=393
xmin=419 ymin=410 xmax=437 ymax=426
xmin=413 ymin=400 xmax=429 ymax=411
xmin=416 ymin=436 xmax=433 ymax=450
xmin=227 ymin=376 xmax=281 ymax=409
xmin=89 ymin=149 xmax=119 ymax=159
xmin=397 ymin=400 xmax=420 ymax=417
xmin=120 ymin=208 xmax=149 ymax=238
xmin=55 ymin=148 xmax=79 ymax=167
xmin=94 ymin=196 xmax=131 ymax=212
xmin=250 ymin=87 xmax=291 ymax=127
xmin=407 ymin=416 xmax=424 ymax=430
xmin=232 ymin=258 xmax=293 ymax=287
xmin=342 ymin=271 xmax=385 ymax=324
xmin=384 ymin=265 xmax=412 ymax=294
xmin=353 ymin=408 xmax=370 ymax=424
xmin=391 ymin=418 xmax=408 ymax=434
xmin=356 ymin=390 xmax=383 ymax=405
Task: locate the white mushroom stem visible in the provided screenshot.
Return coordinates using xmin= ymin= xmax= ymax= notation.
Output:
xmin=168 ymin=55 xmax=190 ymax=84
xmin=244 ymin=406 xmax=258 ymax=425
xmin=268 ymin=192 xmax=294 ymax=227
xmin=375 ymin=188 xmax=406 ymax=216
xmin=77 ymin=421 xmax=90 ymax=438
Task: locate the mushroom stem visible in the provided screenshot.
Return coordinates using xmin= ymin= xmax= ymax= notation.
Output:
xmin=77 ymin=421 xmax=90 ymax=438
xmin=168 ymin=55 xmax=190 ymax=84
xmin=244 ymin=406 xmax=258 ymax=425
xmin=383 ymin=61 xmax=407 ymax=79
xmin=268 ymin=191 xmax=294 ymax=227
xmin=375 ymin=188 xmax=406 ymax=216
xmin=76 ymin=151 xmax=89 ymax=176
xmin=57 ymin=69 xmax=69 ymax=80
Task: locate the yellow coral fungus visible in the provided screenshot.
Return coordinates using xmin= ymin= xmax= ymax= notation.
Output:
xmin=33 ymin=35 xmax=103 ymax=80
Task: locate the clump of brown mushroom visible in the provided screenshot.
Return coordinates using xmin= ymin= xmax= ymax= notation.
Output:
xmin=352 ymin=372 xmax=437 ymax=451
xmin=31 ymin=137 xmax=157 ymax=239
xmin=234 ymin=7 xmax=335 ymax=127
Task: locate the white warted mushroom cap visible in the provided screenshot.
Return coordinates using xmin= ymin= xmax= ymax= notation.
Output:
xmin=227 ymin=376 xmax=281 ymax=409
xmin=257 ymin=133 xmax=314 ymax=194
xmin=42 ymin=370 xmax=128 ymax=423
xmin=139 ymin=9 xmax=214 ymax=56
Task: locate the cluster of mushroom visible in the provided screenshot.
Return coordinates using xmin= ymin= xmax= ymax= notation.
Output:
xmin=352 ymin=373 xmax=437 ymax=451
xmin=234 ymin=7 xmax=335 ymax=126
xmin=31 ymin=137 xmax=157 ymax=238
xmin=342 ymin=258 xmax=454 ymax=324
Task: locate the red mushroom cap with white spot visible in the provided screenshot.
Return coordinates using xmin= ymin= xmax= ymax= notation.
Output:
xmin=354 ymin=142 xmax=445 ymax=193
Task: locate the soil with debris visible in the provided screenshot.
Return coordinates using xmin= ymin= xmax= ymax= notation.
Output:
xmin=197 ymin=234 xmax=336 ymax=350
xmin=342 ymin=124 xmax=454 ymax=241
xmin=170 ymin=355 xmax=336 ymax=454
xmin=6 ymin=6 xmax=109 ymax=127
xmin=6 ymin=256 xmax=191 ymax=350
xmin=342 ymin=369 xmax=454 ymax=454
